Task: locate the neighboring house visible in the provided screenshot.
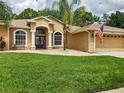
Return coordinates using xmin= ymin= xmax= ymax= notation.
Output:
xmin=0 ymin=16 xmax=124 ymax=52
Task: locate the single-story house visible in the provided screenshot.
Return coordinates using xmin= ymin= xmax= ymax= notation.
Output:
xmin=0 ymin=16 xmax=124 ymax=52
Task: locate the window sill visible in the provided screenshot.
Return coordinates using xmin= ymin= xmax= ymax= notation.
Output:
xmin=53 ymin=45 xmax=63 ymax=47
xmin=14 ymin=45 xmax=27 ymax=47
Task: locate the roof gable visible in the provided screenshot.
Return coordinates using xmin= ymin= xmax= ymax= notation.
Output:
xmin=32 ymin=16 xmax=52 ymax=22
xmin=27 ymin=16 xmax=64 ymax=26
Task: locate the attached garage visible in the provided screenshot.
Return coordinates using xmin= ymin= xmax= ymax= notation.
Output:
xmin=67 ymin=23 xmax=124 ymax=53
xmin=96 ymin=34 xmax=124 ymax=52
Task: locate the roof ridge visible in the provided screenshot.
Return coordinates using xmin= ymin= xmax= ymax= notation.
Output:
xmin=46 ymin=15 xmax=64 ymax=24
xmin=31 ymin=16 xmax=52 ymax=22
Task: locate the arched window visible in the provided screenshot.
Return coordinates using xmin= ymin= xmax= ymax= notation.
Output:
xmin=15 ymin=30 xmax=26 ymax=46
xmin=54 ymin=32 xmax=62 ymax=45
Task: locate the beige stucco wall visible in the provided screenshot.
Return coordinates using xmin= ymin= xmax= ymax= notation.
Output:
xmin=0 ymin=26 xmax=9 ymax=50
xmin=96 ymin=34 xmax=124 ymax=51
xmin=35 ymin=19 xmax=49 ymax=29
xmin=52 ymin=21 xmax=64 ymax=32
xmin=67 ymin=31 xmax=88 ymax=52
xmin=67 ymin=32 xmax=73 ymax=49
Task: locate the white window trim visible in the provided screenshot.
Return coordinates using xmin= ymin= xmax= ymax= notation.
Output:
xmin=53 ymin=31 xmax=63 ymax=47
xmin=13 ymin=29 xmax=28 ymax=47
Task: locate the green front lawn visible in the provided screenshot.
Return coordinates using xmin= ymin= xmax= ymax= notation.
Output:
xmin=0 ymin=53 xmax=124 ymax=93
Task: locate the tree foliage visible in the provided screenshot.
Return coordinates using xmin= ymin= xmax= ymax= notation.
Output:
xmin=0 ymin=0 xmax=100 ymax=28
xmin=16 ymin=8 xmax=38 ymax=19
xmin=107 ymin=11 xmax=124 ymax=28
xmin=53 ymin=0 xmax=80 ymax=25
xmin=16 ymin=8 xmax=61 ymax=20
xmin=73 ymin=6 xmax=99 ymax=26
xmin=38 ymin=8 xmax=61 ymax=20
xmin=14 ymin=1 xmax=99 ymax=27
xmin=0 ymin=0 xmax=12 ymax=27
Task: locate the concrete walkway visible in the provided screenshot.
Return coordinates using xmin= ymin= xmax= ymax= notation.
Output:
xmin=97 ymin=88 xmax=124 ymax=93
xmin=0 ymin=49 xmax=124 ymax=58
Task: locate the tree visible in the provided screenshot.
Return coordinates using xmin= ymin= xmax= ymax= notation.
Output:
xmin=52 ymin=0 xmax=80 ymax=50
xmin=16 ymin=8 xmax=38 ymax=19
xmin=38 ymin=8 xmax=61 ymax=20
xmin=107 ymin=11 xmax=124 ymax=28
xmin=73 ymin=6 xmax=99 ymax=26
xmin=11 ymin=13 xmax=18 ymax=19
xmin=53 ymin=0 xmax=80 ymax=25
xmin=0 ymin=0 xmax=12 ymax=27
xmin=16 ymin=8 xmax=62 ymax=20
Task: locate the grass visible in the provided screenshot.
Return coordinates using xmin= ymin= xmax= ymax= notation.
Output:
xmin=0 ymin=53 xmax=124 ymax=93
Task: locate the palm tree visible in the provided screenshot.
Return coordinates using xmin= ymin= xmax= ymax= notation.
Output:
xmin=53 ymin=0 xmax=80 ymax=25
xmin=52 ymin=0 xmax=80 ymax=50
xmin=0 ymin=0 xmax=12 ymax=28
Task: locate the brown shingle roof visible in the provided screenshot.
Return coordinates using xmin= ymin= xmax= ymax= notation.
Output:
xmin=69 ymin=22 xmax=124 ymax=34
xmin=68 ymin=25 xmax=81 ymax=33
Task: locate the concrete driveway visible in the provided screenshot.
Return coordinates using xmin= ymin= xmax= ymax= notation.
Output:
xmin=0 ymin=49 xmax=124 ymax=58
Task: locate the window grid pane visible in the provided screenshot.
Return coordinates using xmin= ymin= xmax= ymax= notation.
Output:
xmin=54 ymin=32 xmax=62 ymax=45
xmin=15 ymin=31 xmax=26 ymax=45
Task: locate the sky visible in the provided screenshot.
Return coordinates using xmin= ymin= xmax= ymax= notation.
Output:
xmin=4 ymin=0 xmax=124 ymax=16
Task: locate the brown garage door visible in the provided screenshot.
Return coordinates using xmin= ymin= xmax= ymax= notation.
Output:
xmin=96 ymin=34 xmax=124 ymax=52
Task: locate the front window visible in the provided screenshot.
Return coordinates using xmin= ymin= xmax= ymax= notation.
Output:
xmin=15 ymin=31 xmax=26 ymax=45
xmin=54 ymin=32 xmax=62 ymax=45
